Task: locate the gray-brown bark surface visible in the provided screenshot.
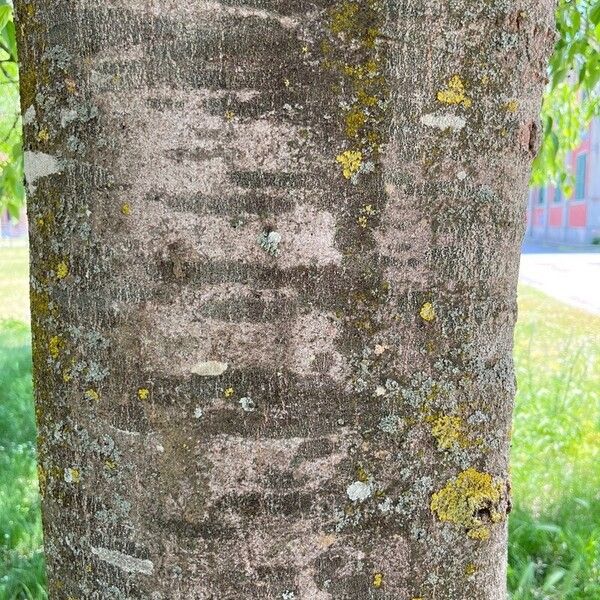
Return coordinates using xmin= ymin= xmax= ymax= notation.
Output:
xmin=16 ymin=0 xmax=555 ymax=598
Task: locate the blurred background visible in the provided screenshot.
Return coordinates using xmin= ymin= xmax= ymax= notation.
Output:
xmin=1 ymin=1 xmax=599 ymax=599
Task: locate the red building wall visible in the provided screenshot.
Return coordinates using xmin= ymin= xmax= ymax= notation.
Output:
xmin=548 ymin=206 xmax=563 ymax=227
xmin=568 ymin=203 xmax=587 ymax=228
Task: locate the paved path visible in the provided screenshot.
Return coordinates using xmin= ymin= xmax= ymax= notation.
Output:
xmin=520 ymin=242 xmax=600 ymax=314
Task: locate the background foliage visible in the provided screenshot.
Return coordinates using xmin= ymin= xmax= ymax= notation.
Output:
xmin=0 ymin=0 xmax=22 ymax=219
xmin=533 ymin=0 xmax=600 ymax=191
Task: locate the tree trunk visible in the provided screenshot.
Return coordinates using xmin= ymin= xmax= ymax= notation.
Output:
xmin=15 ymin=1 xmax=555 ymax=598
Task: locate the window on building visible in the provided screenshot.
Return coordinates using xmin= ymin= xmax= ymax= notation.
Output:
xmin=538 ymin=187 xmax=546 ymax=204
xmin=554 ymin=186 xmax=563 ymax=203
xmin=575 ymin=154 xmax=587 ymax=200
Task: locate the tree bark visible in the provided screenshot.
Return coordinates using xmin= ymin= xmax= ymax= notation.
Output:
xmin=15 ymin=1 xmax=555 ymax=598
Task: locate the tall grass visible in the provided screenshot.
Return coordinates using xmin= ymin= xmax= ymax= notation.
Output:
xmin=508 ymin=286 xmax=600 ymax=599
xmin=0 ymin=320 xmax=46 ymax=599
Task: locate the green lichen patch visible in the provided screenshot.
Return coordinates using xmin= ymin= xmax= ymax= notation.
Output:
xmin=258 ymin=229 xmax=282 ymax=257
xmin=430 ymin=468 xmax=504 ymax=541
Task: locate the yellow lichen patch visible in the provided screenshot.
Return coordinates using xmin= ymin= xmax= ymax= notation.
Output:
xmin=320 ymin=39 xmax=331 ymax=56
xmin=64 ymin=467 xmax=80 ymax=484
xmin=468 ymin=526 xmax=491 ymax=541
xmin=50 ymin=581 xmax=64 ymax=593
xmin=345 ymin=107 xmax=366 ymax=138
xmin=322 ymin=0 xmax=388 ymax=179
xmin=37 ymin=464 xmax=47 ymax=499
xmin=430 ymin=415 xmax=464 ymax=450
xmin=505 ymin=100 xmax=518 ymax=113
xmin=356 ymin=465 xmax=369 ymax=482
xmin=64 ymin=78 xmax=77 ymax=94
xmin=419 ymin=302 xmax=435 ymax=322
xmin=430 ymin=468 xmax=504 ymax=540
xmin=464 ymin=563 xmax=478 ymax=576
xmin=336 ymin=150 xmax=362 ymax=179
xmin=225 ymin=110 xmax=235 ymax=121
xmin=120 ymin=202 xmax=131 ymax=216
xmin=224 ymin=386 xmax=235 ymax=398
xmin=330 ymin=2 xmax=381 ymax=49
xmin=373 ymin=572 xmax=384 ymax=589
xmin=37 ymin=128 xmax=49 ymax=143
xmin=358 ymin=89 xmax=378 ymax=107
xmin=84 ymin=389 xmax=100 ymax=401
xmin=48 ymin=335 xmax=61 ymax=359
xmin=437 ymin=75 xmax=472 ymax=108
xmin=104 ymin=459 xmax=117 ymax=471
xmin=55 ymin=261 xmax=69 ymax=279
xmin=137 ymin=387 xmax=150 ymax=401
xmin=363 ymin=25 xmax=379 ymax=48
xmin=330 ymin=1 xmax=360 ymax=35
xmin=357 ymin=203 xmax=376 ymax=228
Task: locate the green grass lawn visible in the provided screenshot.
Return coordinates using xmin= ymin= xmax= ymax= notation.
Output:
xmin=0 ymin=247 xmax=598 ymax=599
xmin=0 ymin=319 xmax=46 ymax=599
xmin=0 ymin=246 xmax=29 ymax=323
xmin=509 ymin=286 xmax=600 ymax=599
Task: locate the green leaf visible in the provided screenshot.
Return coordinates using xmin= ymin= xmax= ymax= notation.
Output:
xmin=532 ymin=0 xmax=600 ymax=186
xmin=0 ymin=6 xmax=11 ymax=33
xmin=591 ymin=0 xmax=600 ymax=25
xmin=3 ymin=20 xmax=17 ymax=60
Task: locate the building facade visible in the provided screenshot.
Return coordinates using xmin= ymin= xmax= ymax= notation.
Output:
xmin=526 ymin=117 xmax=600 ymax=244
xmin=0 ymin=207 xmax=27 ymax=240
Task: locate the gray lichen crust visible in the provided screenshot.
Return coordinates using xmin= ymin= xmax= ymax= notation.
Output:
xmin=15 ymin=0 xmax=555 ymax=598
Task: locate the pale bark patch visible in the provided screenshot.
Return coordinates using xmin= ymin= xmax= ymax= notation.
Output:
xmin=90 ymin=546 xmax=154 ymax=575
xmin=138 ymin=305 xmax=347 ymax=379
xmin=136 ymin=203 xmax=341 ymax=268
xmin=420 ymin=112 xmax=466 ymax=131
xmin=190 ymin=361 xmax=228 ymax=377
xmin=116 ymin=0 xmax=302 ymax=28
xmin=23 ymin=151 xmax=61 ymax=192
xmin=205 ymin=434 xmax=350 ymax=500
xmin=346 ymin=480 xmax=373 ymax=502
